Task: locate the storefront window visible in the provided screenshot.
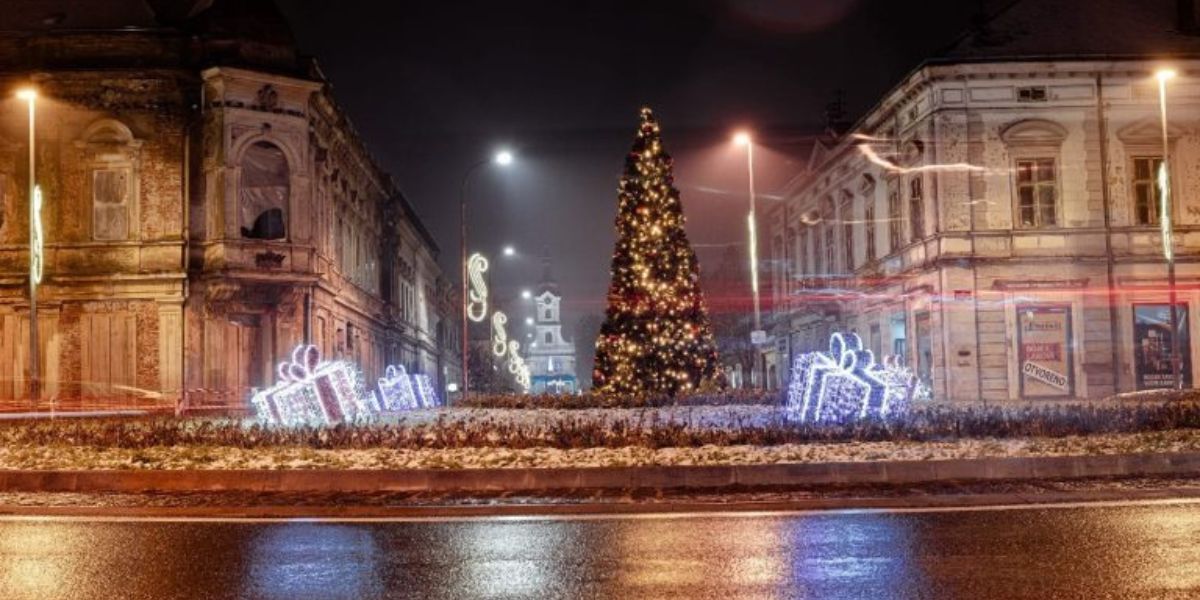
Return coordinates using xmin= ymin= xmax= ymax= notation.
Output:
xmin=1017 ymin=305 xmax=1073 ymax=398
xmin=1134 ymin=304 xmax=1191 ymax=390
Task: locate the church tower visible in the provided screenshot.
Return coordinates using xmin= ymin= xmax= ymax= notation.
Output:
xmin=529 ymin=250 xmax=578 ymax=394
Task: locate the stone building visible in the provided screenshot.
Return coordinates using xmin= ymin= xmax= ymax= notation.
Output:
xmin=765 ymin=0 xmax=1200 ymax=402
xmin=0 ymin=0 xmax=459 ymax=410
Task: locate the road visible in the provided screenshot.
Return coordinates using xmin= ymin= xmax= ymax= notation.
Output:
xmin=1 ymin=501 xmax=1198 ymax=599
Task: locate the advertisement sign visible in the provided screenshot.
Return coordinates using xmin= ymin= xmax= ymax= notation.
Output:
xmin=1134 ymin=304 xmax=1192 ymax=390
xmin=1017 ymin=305 xmax=1073 ymax=398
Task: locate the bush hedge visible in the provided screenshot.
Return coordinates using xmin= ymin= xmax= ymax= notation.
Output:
xmin=458 ymin=390 xmax=777 ymax=409
xmin=0 ymin=400 xmax=1197 ymax=451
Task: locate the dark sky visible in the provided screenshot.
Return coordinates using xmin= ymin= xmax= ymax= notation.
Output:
xmin=275 ymin=0 xmax=980 ymax=340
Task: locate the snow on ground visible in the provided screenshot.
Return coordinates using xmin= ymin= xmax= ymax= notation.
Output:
xmin=2 ymin=428 xmax=1198 ymax=471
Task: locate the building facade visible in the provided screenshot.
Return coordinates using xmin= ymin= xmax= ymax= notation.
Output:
xmin=765 ymin=1 xmax=1200 ymax=402
xmin=528 ymin=256 xmax=577 ymax=394
xmin=0 ymin=0 xmax=458 ymax=410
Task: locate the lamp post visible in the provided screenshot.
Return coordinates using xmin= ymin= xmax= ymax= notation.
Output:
xmin=16 ymin=88 xmax=39 ymax=404
xmin=734 ymin=131 xmax=764 ymax=389
xmin=1156 ymin=68 xmax=1182 ymax=390
xmin=459 ymin=149 xmax=513 ymax=403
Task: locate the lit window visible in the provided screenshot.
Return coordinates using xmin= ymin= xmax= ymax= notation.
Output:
xmin=1132 ymin=157 xmax=1165 ymax=226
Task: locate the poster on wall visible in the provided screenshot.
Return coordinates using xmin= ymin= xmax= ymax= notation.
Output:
xmin=1017 ymin=305 xmax=1073 ymax=398
xmin=1134 ymin=304 xmax=1192 ymax=390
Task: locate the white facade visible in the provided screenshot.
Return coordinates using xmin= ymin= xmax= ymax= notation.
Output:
xmin=767 ymin=57 xmax=1200 ymax=402
xmin=528 ymin=287 xmax=578 ymax=394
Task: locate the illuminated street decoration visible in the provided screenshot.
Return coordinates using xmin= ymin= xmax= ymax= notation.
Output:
xmin=467 ymin=252 xmax=489 ymax=322
xmin=785 ymin=332 xmax=925 ymax=423
xmin=30 ymin=185 xmax=43 ymax=285
xmin=252 ymin=344 xmax=376 ymax=427
xmin=491 ymin=311 xmax=509 ymax=357
xmin=376 ymin=364 xmax=418 ymax=411
xmin=413 ymin=373 xmax=440 ymax=407
xmin=506 ymin=340 xmax=531 ymax=392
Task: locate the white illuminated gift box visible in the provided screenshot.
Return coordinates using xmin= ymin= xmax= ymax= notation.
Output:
xmin=785 ymin=332 xmax=926 ymax=424
xmin=374 ymin=365 xmax=442 ymax=410
xmin=252 ymin=345 xmax=377 ymax=427
xmin=375 ymin=365 xmax=420 ymax=411
xmin=412 ymin=374 xmax=440 ymax=408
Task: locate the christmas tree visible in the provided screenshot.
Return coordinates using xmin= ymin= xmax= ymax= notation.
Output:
xmin=593 ymin=107 xmax=724 ymax=395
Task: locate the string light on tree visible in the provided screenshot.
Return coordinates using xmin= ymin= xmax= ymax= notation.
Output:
xmin=592 ymin=107 xmax=724 ymax=396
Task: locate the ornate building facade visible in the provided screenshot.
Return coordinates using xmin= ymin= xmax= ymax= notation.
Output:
xmin=0 ymin=0 xmax=459 ymax=410
xmin=528 ymin=255 xmax=577 ymax=394
xmin=765 ymin=0 xmax=1200 ymax=402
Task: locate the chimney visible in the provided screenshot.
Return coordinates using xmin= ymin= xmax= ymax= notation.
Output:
xmin=1180 ymin=0 xmax=1198 ymax=34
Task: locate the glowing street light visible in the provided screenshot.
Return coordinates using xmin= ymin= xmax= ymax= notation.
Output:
xmin=503 ymin=245 xmax=516 ymax=257
xmin=733 ymin=130 xmax=763 ymax=389
xmin=17 ymin=87 xmax=40 ymax=403
xmin=521 ymin=289 xmax=532 ymax=300
xmin=1155 ymin=68 xmax=1182 ymax=390
xmin=525 ymin=316 xmax=534 ymax=326
xmin=460 ymin=148 xmax=516 ymax=402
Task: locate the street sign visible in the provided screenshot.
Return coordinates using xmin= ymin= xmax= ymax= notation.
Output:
xmin=751 ymin=330 xmax=767 ymax=345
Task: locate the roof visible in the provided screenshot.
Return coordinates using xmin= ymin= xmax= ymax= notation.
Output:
xmin=934 ymin=0 xmax=1200 ymax=62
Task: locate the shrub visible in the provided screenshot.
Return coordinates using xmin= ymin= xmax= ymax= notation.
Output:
xmin=458 ymin=390 xmax=777 ymax=410
xmin=0 ymin=401 xmax=1197 ymax=451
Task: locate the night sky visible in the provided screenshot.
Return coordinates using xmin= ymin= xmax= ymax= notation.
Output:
xmin=275 ymin=0 xmax=980 ymax=341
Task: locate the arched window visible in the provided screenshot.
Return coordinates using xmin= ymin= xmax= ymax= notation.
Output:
xmin=79 ymin=119 xmax=141 ymax=241
xmin=240 ymin=141 xmax=289 ymax=240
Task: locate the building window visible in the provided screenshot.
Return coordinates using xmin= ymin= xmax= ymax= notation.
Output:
xmin=887 ymin=184 xmax=902 ymax=252
xmin=1132 ymin=157 xmax=1165 ymax=226
xmin=843 ymin=221 xmax=854 ymax=271
xmin=864 ymin=202 xmax=876 ymax=262
xmin=240 ymin=141 xmax=289 ymax=240
xmin=93 ymin=168 xmax=132 ymax=240
xmin=908 ymin=176 xmax=924 ymax=241
xmin=544 ymin=332 xmax=553 ymax=344
xmin=823 ymin=225 xmax=835 ymax=275
xmin=796 ymin=231 xmax=807 ymax=279
xmin=1015 ymin=158 xmax=1057 ymax=227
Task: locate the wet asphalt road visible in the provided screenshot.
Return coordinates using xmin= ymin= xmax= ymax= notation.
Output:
xmin=1 ymin=501 xmax=1198 ymax=599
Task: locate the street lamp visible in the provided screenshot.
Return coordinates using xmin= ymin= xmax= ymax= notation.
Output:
xmin=1156 ymin=68 xmax=1182 ymax=390
xmin=524 ymin=316 xmax=534 ymax=326
xmin=521 ymin=289 xmax=532 ymax=300
xmin=503 ymin=245 xmax=516 ymax=257
xmin=733 ymin=130 xmax=763 ymax=389
xmin=459 ymin=149 xmax=514 ymax=402
xmin=16 ymin=88 xmax=39 ymax=404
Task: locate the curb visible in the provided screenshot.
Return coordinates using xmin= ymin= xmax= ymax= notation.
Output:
xmin=1 ymin=452 xmax=1199 ymax=493
xmin=2 ymin=489 xmax=1200 ymax=519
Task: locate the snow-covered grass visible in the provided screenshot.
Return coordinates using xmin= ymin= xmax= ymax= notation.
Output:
xmin=1 ymin=429 xmax=1199 ymax=470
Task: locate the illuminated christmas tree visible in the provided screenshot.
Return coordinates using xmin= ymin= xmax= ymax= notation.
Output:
xmin=593 ymin=107 xmax=724 ymax=395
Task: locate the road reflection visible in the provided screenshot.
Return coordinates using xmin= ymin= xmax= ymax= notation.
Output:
xmin=0 ymin=503 xmax=1197 ymax=599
